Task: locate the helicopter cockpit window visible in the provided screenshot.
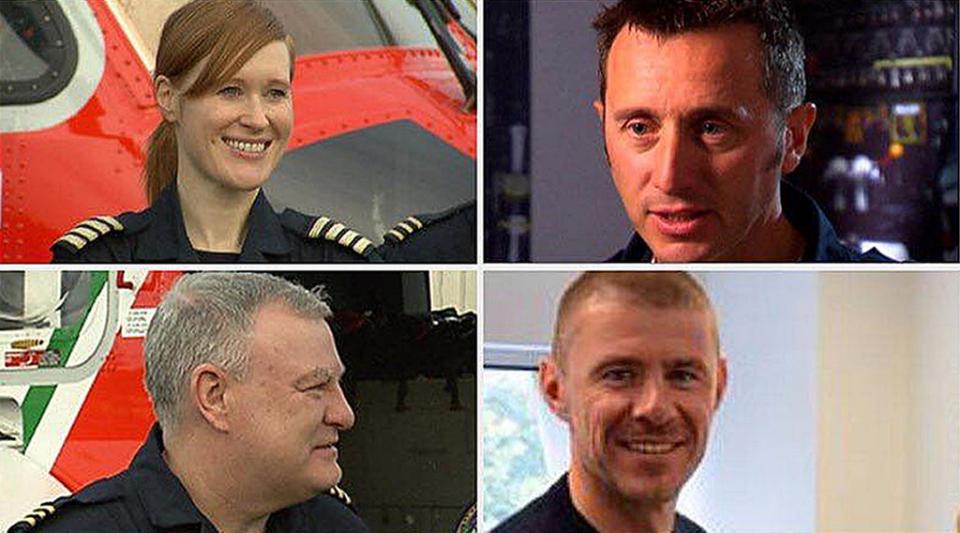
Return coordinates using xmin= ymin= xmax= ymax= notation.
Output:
xmin=120 ymin=0 xmax=474 ymax=63
xmin=263 ymin=0 xmax=434 ymax=53
xmin=448 ymin=0 xmax=477 ymax=36
xmin=265 ymin=120 xmax=474 ymax=243
xmin=0 ymin=0 xmax=78 ymax=105
xmin=0 ymin=272 xmax=104 ymax=370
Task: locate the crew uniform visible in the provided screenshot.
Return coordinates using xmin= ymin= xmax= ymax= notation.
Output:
xmin=377 ymin=201 xmax=476 ymax=263
xmin=7 ymin=424 xmax=370 ymax=533
xmin=609 ymin=181 xmax=895 ymax=262
xmin=491 ymin=474 xmax=706 ymax=533
xmin=51 ymin=185 xmax=378 ymax=263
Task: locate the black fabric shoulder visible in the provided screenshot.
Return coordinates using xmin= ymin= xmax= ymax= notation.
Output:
xmin=378 ymin=201 xmax=476 ymax=263
xmin=28 ymin=501 xmax=132 ymax=532
xmin=8 ymin=483 xmax=131 ymax=533
xmin=296 ymin=492 xmax=371 ymax=532
xmin=50 ymin=211 xmax=149 ymax=263
xmin=278 ymin=209 xmax=378 ymax=262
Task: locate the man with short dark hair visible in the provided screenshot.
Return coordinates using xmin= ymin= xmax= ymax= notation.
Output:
xmin=493 ymin=272 xmax=725 ymax=533
xmin=595 ymin=0 xmax=891 ymax=262
xmin=11 ymin=273 xmax=369 ymax=533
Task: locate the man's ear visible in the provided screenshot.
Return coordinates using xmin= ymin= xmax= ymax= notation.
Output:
xmin=780 ymin=102 xmax=817 ymax=174
xmin=155 ymin=75 xmax=179 ymax=123
xmin=539 ymin=355 xmax=569 ymax=422
xmin=190 ymin=363 xmax=231 ymax=432
xmin=714 ymin=351 xmax=728 ymax=410
xmin=593 ymin=99 xmax=605 ymax=123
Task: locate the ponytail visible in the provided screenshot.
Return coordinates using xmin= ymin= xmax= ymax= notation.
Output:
xmin=144 ymin=120 xmax=178 ymax=204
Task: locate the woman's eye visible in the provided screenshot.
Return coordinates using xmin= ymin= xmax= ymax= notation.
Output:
xmin=268 ymin=88 xmax=289 ymax=99
xmin=219 ymin=86 xmax=241 ymax=97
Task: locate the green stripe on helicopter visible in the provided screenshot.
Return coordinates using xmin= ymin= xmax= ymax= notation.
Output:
xmin=20 ymin=272 xmax=108 ymax=449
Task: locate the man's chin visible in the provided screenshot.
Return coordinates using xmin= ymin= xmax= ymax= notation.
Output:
xmin=613 ymin=477 xmax=682 ymax=506
xmin=303 ymin=463 xmax=342 ymax=493
xmin=648 ymin=240 xmax=719 ymax=263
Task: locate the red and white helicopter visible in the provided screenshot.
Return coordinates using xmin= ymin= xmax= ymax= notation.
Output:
xmin=0 ymin=0 xmax=477 ymax=262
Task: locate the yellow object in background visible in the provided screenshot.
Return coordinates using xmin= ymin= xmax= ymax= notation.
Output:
xmin=888 ymin=142 xmax=905 ymax=159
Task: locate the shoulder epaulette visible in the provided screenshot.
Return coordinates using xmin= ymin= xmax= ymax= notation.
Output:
xmin=384 ymin=216 xmax=426 ymax=243
xmin=455 ymin=502 xmax=477 ymax=533
xmin=8 ymin=497 xmax=69 ymax=532
xmin=326 ymin=485 xmax=358 ymax=514
xmin=280 ymin=210 xmax=375 ymax=257
xmin=52 ymin=216 xmax=124 ymax=253
xmin=383 ymin=201 xmax=475 ymax=244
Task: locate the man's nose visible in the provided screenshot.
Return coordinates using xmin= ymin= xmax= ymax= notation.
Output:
xmin=650 ymin=126 xmax=697 ymax=194
xmin=326 ymin=384 xmax=356 ymax=431
xmin=240 ymin=96 xmax=270 ymax=130
xmin=630 ymin=376 xmax=670 ymax=425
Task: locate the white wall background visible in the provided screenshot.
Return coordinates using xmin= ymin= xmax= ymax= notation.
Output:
xmin=483 ymin=271 xmax=959 ymax=532
xmin=817 ymin=273 xmax=960 ymax=532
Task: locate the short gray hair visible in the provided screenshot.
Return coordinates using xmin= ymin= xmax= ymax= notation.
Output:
xmin=144 ymin=272 xmax=332 ymax=431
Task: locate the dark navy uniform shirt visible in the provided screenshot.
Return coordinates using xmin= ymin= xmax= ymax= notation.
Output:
xmin=491 ymin=474 xmax=706 ymax=533
xmin=8 ymin=424 xmax=369 ymax=533
xmin=609 ymin=181 xmax=894 ymax=262
xmin=51 ymin=184 xmax=376 ymax=263
xmin=377 ymin=201 xmax=476 ymax=263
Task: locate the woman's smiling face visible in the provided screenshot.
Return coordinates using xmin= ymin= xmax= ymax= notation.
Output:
xmin=168 ymin=40 xmax=293 ymax=192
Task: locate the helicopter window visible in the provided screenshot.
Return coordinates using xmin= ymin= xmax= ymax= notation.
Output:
xmin=264 ymin=120 xmax=475 ymax=244
xmin=447 ymin=0 xmax=477 ymax=36
xmin=263 ymin=0 xmax=434 ymax=53
xmin=0 ymin=272 xmax=90 ymax=331
xmin=0 ymin=272 xmax=101 ymax=371
xmin=120 ymin=0 xmax=475 ymax=63
xmin=0 ymin=0 xmax=78 ymax=105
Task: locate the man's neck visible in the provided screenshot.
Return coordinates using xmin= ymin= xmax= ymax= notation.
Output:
xmin=716 ymin=195 xmax=806 ymax=262
xmin=164 ymin=432 xmax=272 ymax=533
xmin=176 ymin=173 xmax=257 ymax=253
xmin=568 ymin=467 xmax=676 ymax=533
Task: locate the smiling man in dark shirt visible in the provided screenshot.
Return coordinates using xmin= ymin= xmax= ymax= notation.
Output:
xmin=494 ymin=272 xmax=726 ymax=533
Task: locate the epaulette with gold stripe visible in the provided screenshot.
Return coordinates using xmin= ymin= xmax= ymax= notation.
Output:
xmin=384 ymin=216 xmax=425 ymax=243
xmin=53 ymin=216 xmax=124 ymax=252
xmin=455 ymin=502 xmax=477 ymax=533
xmin=304 ymin=215 xmax=375 ymax=257
xmin=8 ymin=501 xmax=61 ymax=532
xmin=326 ymin=485 xmax=358 ymax=514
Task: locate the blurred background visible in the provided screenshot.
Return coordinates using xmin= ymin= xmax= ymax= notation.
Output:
xmin=484 ymin=0 xmax=958 ymax=262
xmin=482 ymin=271 xmax=959 ymax=532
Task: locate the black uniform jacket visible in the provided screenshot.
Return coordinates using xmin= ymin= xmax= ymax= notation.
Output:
xmin=491 ymin=474 xmax=706 ymax=533
xmin=7 ymin=424 xmax=370 ymax=533
xmin=377 ymin=201 xmax=476 ymax=263
xmin=609 ymin=181 xmax=894 ymax=262
xmin=51 ymin=185 xmax=376 ymax=263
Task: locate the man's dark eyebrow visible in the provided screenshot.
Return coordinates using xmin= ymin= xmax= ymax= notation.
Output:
xmin=611 ymin=106 xmax=659 ymax=122
xmin=687 ymin=106 xmax=752 ymax=123
xmin=611 ymin=105 xmax=752 ymax=123
xmin=586 ymin=355 xmax=643 ymax=376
